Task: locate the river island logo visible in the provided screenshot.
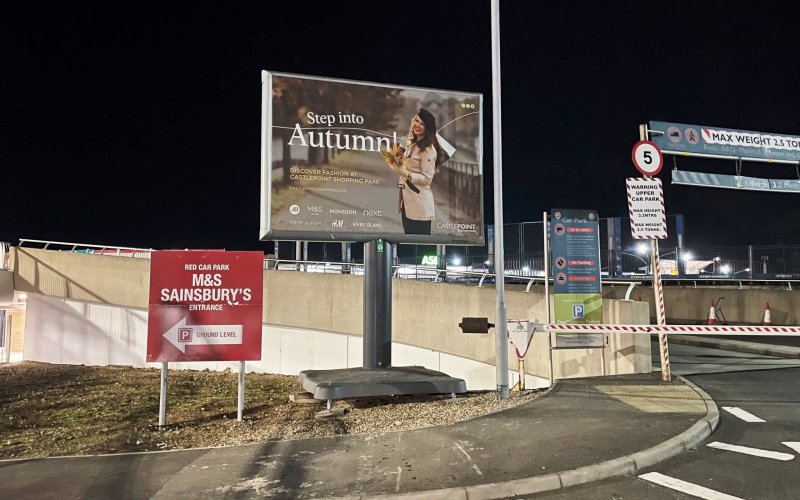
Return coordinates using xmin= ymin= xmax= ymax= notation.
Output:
xmin=289 ymin=205 xmax=300 ymax=215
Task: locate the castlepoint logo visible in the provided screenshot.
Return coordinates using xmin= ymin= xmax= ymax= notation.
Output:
xmin=289 ymin=205 xmax=300 ymax=215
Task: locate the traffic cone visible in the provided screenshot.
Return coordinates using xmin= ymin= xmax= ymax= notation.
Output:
xmin=706 ymin=300 xmax=717 ymax=325
xmin=763 ymin=302 xmax=772 ymax=326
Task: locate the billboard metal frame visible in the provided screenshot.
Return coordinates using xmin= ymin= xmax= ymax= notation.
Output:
xmin=259 ymin=70 xmax=485 ymax=246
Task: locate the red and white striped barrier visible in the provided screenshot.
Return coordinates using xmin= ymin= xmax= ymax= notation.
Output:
xmin=547 ymin=324 xmax=800 ymax=336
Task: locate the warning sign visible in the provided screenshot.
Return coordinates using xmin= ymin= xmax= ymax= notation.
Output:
xmin=626 ymin=178 xmax=667 ymax=239
xmin=507 ymin=320 xmax=542 ymax=359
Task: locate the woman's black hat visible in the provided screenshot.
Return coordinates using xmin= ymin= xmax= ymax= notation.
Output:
xmin=417 ymin=108 xmax=437 ymax=133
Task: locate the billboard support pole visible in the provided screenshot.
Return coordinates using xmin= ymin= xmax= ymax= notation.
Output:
xmin=491 ymin=0 xmax=509 ymax=400
xmin=363 ymin=239 xmax=392 ymax=369
xmin=158 ymin=362 xmax=168 ymax=427
xmin=237 ymin=361 xmax=245 ymax=421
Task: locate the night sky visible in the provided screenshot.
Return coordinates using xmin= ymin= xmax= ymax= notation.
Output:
xmin=4 ymin=2 xmax=800 ymax=251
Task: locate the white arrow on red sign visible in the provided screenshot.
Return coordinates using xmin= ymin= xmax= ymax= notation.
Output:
xmin=163 ymin=317 xmax=244 ymax=353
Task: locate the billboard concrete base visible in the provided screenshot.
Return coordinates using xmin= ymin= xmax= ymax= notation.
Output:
xmin=299 ymin=366 xmax=466 ymax=401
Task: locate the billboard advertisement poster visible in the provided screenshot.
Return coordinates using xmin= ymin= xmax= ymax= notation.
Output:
xmin=649 ymin=120 xmax=800 ymax=163
xmin=147 ymin=251 xmax=264 ymax=362
xmin=550 ymin=209 xmax=602 ymax=325
xmin=260 ymin=71 xmax=484 ymax=245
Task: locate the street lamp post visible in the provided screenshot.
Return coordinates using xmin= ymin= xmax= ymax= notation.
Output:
xmin=621 ymin=252 xmax=650 ymax=275
xmin=490 ymin=0 xmax=509 ymax=400
xmin=733 ymin=268 xmax=751 ymax=277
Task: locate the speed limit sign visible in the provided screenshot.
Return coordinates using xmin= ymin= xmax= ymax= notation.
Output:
xmin=631 ymin=140 xmax=663 ymax=176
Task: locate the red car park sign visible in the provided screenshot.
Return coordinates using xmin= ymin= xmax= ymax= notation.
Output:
xmin=147 ymin=250 xmax=264 ymax=362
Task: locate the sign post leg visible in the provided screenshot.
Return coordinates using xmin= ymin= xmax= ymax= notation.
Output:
xmin=543 ymin=211 xmax=555 ymax=386
xmin=651 ymin=239 xmax=671 ymax=381
xmin=639 ymin=123 xmax=671 ymax=382
xmin=237 ymin=361 xmax=245 ymax=421
xmin=159 ymin=361 xmax=168 ymax=427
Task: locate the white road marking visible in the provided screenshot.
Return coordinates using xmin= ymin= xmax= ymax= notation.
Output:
xmin=384 ymin=466 xmax=402 ymax=492
xmin=639 ymin=472 xmax=744 ymax=500
xmin=721 ymin=406 xmax=765 ymax=423
xmin=783 ymin=442 xmax=800 ymax=453
xmin=707 ymin=441 xmax=795 ymax=461
xmin=395 ymin=466 xmax=402 ymax=492
xmin=453 ymin=442 xmax=483 ymax=476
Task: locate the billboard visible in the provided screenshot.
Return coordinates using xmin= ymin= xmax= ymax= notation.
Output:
xmin=260 ymin=71 xmax=484 ymax=245
xmin=147 ymin=250 xmax=264 ymax=362
xmin=649 ymin=121 xmax=800 ymax=164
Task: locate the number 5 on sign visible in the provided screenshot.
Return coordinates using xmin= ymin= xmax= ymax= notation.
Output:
xmin=631 ymin=140 xmax=663 ymax=176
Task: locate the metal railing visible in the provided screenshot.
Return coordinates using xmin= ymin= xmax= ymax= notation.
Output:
xmin=18 ymin=239 xmax=154 ymax=258
xmin=264 ymin=258 xmax=642 ymax=299
xmin=11 ymin=238 xmax=797 ymax=293
xmin=655 ymin=277 xmax=798 ymax=291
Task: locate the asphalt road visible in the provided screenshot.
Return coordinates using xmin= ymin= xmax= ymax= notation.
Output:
xmin=702 ymin=335 xmax=800 ymax=349
xmin=657 ymin=342 xmax=800 ymax=377
xmin=524 ymin=343 xmax=800 ymax=499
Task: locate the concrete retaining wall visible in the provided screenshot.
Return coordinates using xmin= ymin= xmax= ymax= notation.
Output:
xmin=22 ymin=294 xmax=549 ymax=390
xmin=0 ymin=270 xmax=13 ymax=306
xmin=11 ymin=247 xmax=652 ymax=380
xmin=604 ymin=284 xmax=799 ymax=325
xmin=12 ymin=247 xmax=150 ymax=308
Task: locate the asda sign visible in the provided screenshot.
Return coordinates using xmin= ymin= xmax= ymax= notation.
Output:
xmin=420 ymin=255 xmax=439 ymax=267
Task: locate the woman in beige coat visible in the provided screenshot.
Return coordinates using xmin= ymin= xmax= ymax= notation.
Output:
xmin=386 ymin=108 xmax=439 ymax=234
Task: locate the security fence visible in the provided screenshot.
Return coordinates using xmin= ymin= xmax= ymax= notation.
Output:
xmin=272 ymin=215 xmax=800 ymax=280
xmin=15 ymin=219 xmax=800 ymax=281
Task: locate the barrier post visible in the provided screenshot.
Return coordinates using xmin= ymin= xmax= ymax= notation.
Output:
xmin=640 ymin=124 xmax=670 ymax=381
